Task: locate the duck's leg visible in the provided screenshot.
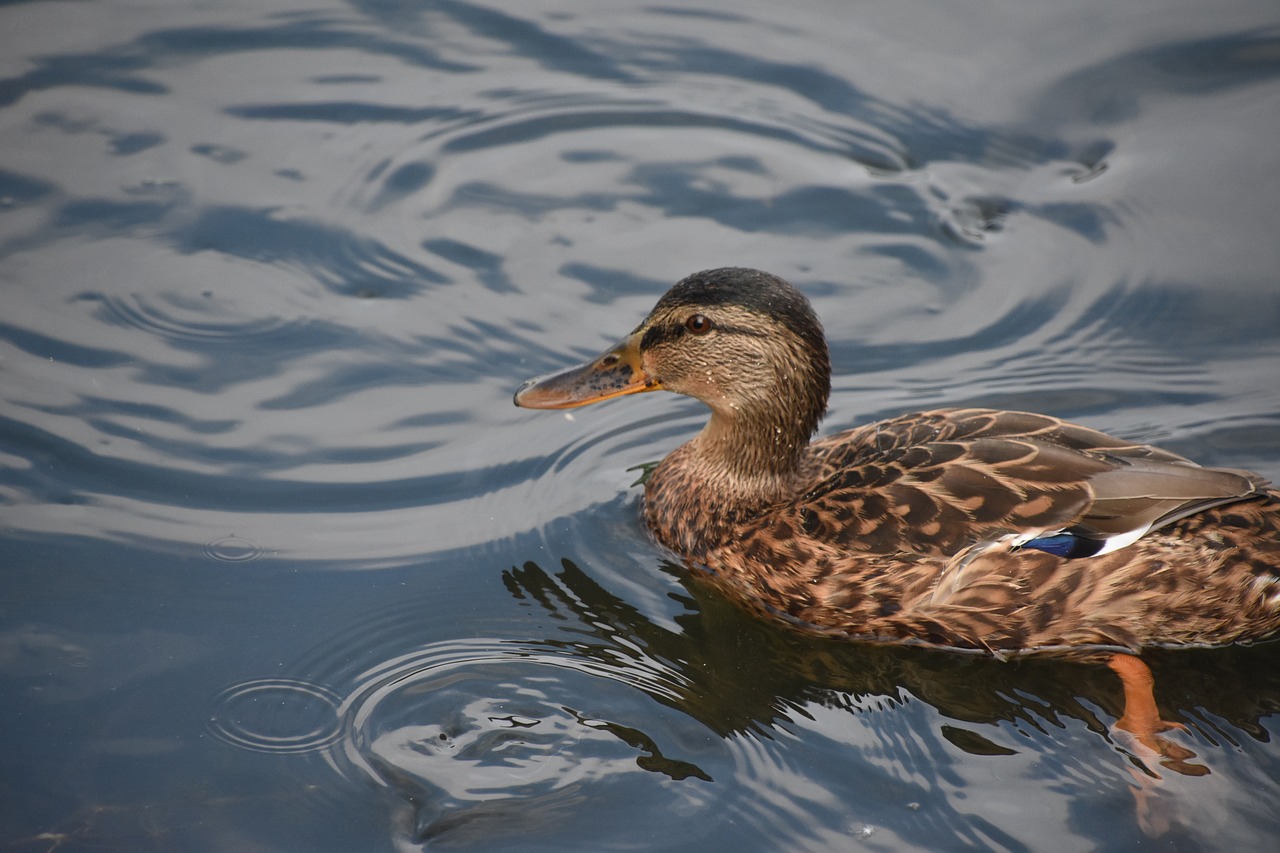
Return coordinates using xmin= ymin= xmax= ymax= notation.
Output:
xmin=1106 ymin=653 xmax=1206 ymax=778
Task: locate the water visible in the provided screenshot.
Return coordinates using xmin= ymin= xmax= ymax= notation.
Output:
xmin=3 ymin=1 xmax=1280 ymax=850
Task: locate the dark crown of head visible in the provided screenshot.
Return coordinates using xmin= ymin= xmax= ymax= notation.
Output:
xmin=656 ymin=268 xmax=826 ymax=352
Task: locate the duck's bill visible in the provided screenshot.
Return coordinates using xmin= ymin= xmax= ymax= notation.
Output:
xmin=514 ymin=333 xmax=657 ymax=409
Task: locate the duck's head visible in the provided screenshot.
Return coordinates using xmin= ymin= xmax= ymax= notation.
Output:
xmin=515 ymin=268 xmax=831 ymax=466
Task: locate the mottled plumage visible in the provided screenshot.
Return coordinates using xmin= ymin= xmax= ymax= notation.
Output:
xmin=516 ymin=268 xmax=1280 ymax=657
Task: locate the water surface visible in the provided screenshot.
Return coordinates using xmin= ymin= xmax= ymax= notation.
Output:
xmin=3 ymin=1 xmax=1280 ymax=850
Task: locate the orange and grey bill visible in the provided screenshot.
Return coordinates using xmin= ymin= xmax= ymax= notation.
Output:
xmin=514 ymin=332 xmax=658 ymax=409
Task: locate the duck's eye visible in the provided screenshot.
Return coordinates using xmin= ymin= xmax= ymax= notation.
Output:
xmin=684 ymin=314 xmax=713 ymax=335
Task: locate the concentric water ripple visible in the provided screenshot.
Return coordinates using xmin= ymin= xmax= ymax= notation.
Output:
xmin=326 ymin=638 xmax=720 ymax=846
xmin=202 ymin=535 xmax=264 ymax=563
xmin=76 ymin=290 xmax=303 ymax=345
xmin=208 ymin=678 xmax=343 ymax=754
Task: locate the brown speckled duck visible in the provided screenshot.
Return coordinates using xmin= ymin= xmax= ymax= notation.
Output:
xmin=515 ymin=268 xmax=1280 ymax=759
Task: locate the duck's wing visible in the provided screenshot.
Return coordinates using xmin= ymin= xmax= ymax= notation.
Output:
xmin=802 ymin=408 xmax=1268 ymax=557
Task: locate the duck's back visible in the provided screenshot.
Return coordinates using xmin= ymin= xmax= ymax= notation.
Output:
xmin=801 ymin=408 xmax=1268 ymax=558
xmin=673 ymin=408 xmax=1280 ymax=652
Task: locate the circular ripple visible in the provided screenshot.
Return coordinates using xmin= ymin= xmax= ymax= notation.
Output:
xmin=81 ymin=291 xmax=300 ymax=343
xmin=208 ymin=678 xmax=342 ymax=754
xmin=327 ymin=638 xmax=718 ymax=847
xmin=203 ymin=535 xmax=263 ymax=563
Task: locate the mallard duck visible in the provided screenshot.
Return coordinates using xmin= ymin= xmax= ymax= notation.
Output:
xmin=515 ymin=268 xmax=1280 ymax=756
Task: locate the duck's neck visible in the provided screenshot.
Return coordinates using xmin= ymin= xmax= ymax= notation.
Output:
xmin=644 ymin=406 xmax=817 ymax=558
xmin=692 ymin=408 xmax=813 ymax=503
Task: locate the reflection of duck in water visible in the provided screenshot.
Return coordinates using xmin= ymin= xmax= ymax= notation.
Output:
xmin=515 ymin=267 xmax=1280 ymax=765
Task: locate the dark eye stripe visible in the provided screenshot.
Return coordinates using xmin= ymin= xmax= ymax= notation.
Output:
xmin=640 ymin=324 xmax=680 ymax=349
xmin=640 ymin=321 xmax=768 ymax=350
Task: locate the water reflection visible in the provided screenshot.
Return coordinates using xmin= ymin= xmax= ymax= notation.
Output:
xmin=501 ymin=557 xmax=1280 ymax=846
xmin=341 ymin=642 xmax=717 ymax=847
xmin=222 ymin=547 xmax=1280 ymax=849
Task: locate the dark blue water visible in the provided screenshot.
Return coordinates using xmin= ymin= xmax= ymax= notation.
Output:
xmin=4 ymin=1 xmax=1280 ymax=850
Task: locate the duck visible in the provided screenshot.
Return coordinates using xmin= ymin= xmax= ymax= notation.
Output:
xmin=515 ymin=267 xmax=1280 ymax=761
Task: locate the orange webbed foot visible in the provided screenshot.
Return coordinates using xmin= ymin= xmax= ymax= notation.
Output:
xmin=1106 ymin=653 xmax=1207 ymax=778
